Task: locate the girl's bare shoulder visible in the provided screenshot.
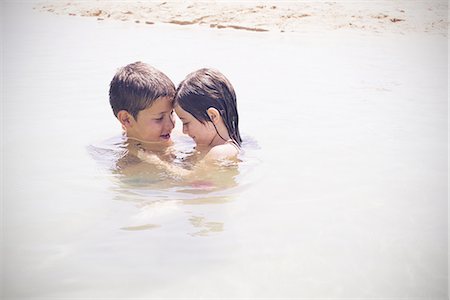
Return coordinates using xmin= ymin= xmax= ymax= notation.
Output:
xmin=204 ymin=143 xmax=239 ymax=161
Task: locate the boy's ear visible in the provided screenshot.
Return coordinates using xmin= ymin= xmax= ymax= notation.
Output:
xmin=117 ymin=110 xmax=134 ymax=128
xmin=207 ymin=107 xmax=221 ymax=124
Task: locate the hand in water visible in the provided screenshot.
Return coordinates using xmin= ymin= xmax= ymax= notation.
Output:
xmin=137 ymin=149 xmax=161 ymax=164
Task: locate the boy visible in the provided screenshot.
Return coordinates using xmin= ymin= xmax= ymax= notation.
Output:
xmin=109 ymin=61 xmax=176 ymax=144
xmin=109 ymin=62 xmax=176 ymax=168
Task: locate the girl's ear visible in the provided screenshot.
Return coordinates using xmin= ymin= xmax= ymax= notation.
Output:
xmin=207 ymin=107 xmax=221 ymax=124
xmin=117 ymin=110 xmax=134 ymax=128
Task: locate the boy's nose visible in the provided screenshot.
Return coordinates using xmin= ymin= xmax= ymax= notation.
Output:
xmin=165 ymin=115 xmax=175 ymax=131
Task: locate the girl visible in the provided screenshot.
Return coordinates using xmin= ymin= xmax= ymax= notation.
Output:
xmin=138 ymin=68 xmax=242 ymax=174
xmin=175 ymin=68 xmax=241 ymax=161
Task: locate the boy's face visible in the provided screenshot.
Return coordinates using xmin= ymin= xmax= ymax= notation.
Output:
xmin=175 ymin=105 xmax=216 ymax=146
xmin=125 ymin=97 xmax=175 ymax=143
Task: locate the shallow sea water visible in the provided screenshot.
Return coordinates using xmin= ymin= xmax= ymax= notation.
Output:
xmin=2 ymin=2 xmax=448 ymax=299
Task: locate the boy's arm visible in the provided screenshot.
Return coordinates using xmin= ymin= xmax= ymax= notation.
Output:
xmin=138 ymin=144 xmax=237 ymax=172
xmin=137 ymin=149 xmax=191 ymax=177
xmin=137 ymin=149 xmax=237 ymax=191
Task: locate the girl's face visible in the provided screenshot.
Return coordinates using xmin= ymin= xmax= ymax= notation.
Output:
xmin=175 ymin=105 xmax=216 ymax=146
xmin=128 ymin=97 xmax=175 ymax=142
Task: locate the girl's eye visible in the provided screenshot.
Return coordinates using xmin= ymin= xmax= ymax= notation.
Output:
xmin=155 ymin=117 xmax=163 ymax=121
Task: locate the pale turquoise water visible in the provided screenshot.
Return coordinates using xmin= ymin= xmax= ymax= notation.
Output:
xmin=2 ymin=2 xmax=448 ymax=299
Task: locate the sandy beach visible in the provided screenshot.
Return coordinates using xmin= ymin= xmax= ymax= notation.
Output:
xmin=36 ymin=1 xmax=448 ymax=36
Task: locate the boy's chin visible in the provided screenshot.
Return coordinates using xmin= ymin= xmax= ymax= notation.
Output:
xmin=159 ymin=138 xmax=173 ymax=145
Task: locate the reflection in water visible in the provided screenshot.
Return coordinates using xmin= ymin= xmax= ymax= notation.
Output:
xmin=88 ymin=134 xmax=260 ymax=236
xmin=188 ymin=216 xmax=224 ymax=237
xmin=121 ymin=224 xmax=161 ymax=231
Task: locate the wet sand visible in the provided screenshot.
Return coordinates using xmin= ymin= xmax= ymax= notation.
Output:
xmin=35 ymin=1 xmax=447 ymax=36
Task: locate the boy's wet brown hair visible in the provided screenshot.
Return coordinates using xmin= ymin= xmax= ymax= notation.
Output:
xmin=175 ymin=68 xmax=242 ymax=145
xmin=109 ymin=62 xmax=175 ymax=119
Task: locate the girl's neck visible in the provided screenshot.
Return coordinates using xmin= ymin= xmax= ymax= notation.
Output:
xmin=195 ymin=131 xmax=230 ymax=152
xmin=210 ymin=126 xmax=231 ymax=147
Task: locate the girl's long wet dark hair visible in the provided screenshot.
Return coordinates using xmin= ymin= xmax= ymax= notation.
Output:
xmin=175 ymin=68 xmax=242 ymax=146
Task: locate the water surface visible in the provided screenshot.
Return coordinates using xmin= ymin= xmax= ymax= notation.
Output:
xmin=2 ymin=2 xmax=447 ymax=299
